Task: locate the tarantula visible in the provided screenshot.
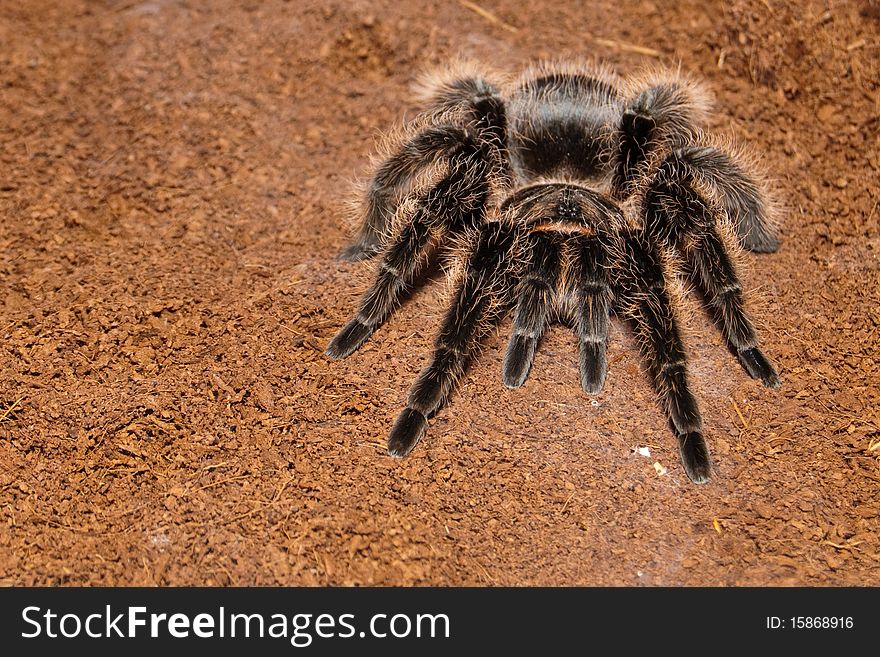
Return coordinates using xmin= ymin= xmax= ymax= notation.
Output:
xmin=325 ymin=60 xmax=781 ymax=483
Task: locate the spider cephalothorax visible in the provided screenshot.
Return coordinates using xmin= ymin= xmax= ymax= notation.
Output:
xmin=326 ymin=60 xmax=781 ymax=483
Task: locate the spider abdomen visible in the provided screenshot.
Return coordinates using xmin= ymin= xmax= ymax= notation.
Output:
xmin=511 ymin=119 xmax=611 ymax=180
xmin=508 ymin=70 xmax=622 ymax=181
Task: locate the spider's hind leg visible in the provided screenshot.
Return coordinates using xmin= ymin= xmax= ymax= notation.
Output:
xmin=342 ymin=71 xmax=510 ymax=262
xmin=644 ymin=148 xmax=780 ymax=388
xmin=340 ymin=125 xmax=470 ymax=261
xmin=690 ymin=225 xmax=779 ymax=387
xmin=327 ymin=131 xmax=493 ymax=359
xmin=327 ymin=200 xmax=434 ymax=359
xmin=613 ymin=68 xmax=711 ymax=197
xmin=673 ymin=145 xmax=779 ymax=253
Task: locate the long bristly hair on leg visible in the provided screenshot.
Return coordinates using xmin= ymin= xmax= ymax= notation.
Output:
xmin=678 ymin=131 xmax=784 ymax=253
xmin=341 ymin=115 xmax=480 ymax=261
xmin=623 ymin=63 xmax=713 ymax=145
xmin=411 ymin=57 xmax=510 ymax=121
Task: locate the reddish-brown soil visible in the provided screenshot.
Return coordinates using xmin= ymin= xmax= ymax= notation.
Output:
xmin=1 ymin=0 xmax=878 ymax=586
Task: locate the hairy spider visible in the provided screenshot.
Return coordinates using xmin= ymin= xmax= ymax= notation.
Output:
xmin=325 ymin=60 xmax=781 ymax=483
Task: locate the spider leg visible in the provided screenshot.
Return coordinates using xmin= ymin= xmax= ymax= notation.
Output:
xmin=675 ymin=145 xmax=779 ymax=253
xmin=613 ymin=109 xmax=657 ymax=197
xmin=327 ymin=146 xmax=492 ymax=359
xmin=387 ymin=223 xmax=518 ymax=457
xmin=686 ymin=227 xmax=780 ymax=388
xmin=613 ymin=69 xmax=710 ymax=196
xmin=343 ymin=74 xmax=510 ymax=262
xmin=573 ymin=233 xmax=612 ymax=394
xmin=619 ymin=232 xmax=711 ymax=484
xmin=502 ymin=231 xmax=560 ymax=389
xmin=340 ymin=125 xmax=471 ymax=261
xmin=326 ymin=211 xmax=434 ymax=359
xmin=645 ymin=150 xmax=780 ymax=387
xmin=420 ymin=75 xmax=508 ymax=152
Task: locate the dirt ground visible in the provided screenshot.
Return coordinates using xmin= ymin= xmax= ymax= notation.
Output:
xmin=1 ymin=0 xmax=878 ymax=586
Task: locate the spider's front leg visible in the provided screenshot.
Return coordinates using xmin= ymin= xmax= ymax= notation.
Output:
xmin=387 ymin=222 xmax=518 ymax=457
xmin=618 ymin=231 xmax=712 ymax=484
